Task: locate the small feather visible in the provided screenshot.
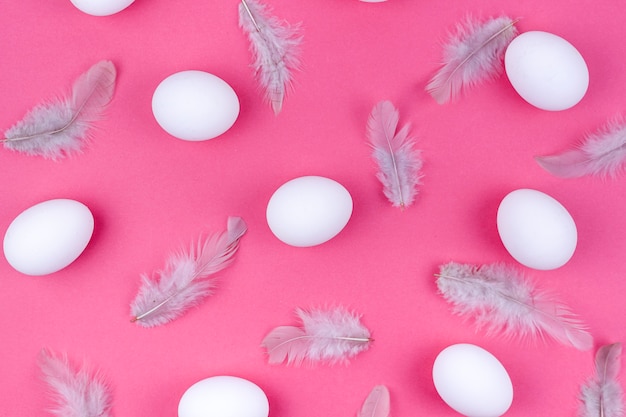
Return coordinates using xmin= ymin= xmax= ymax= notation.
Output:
xmin=579 ymin=343 xmax=624 ymax=417
xmin=2 ymin=60 xmax=116 ymax=159
xmin=261 ymin=306 xmax=372 ymax=366
xmin=436 ymin=262 xmax=593 ymax=350
xmin=426 ymin=16 xmax=518 ymax=104
xmin=536 ymin=118 xmax=626 ymax=178
xmin=130 ymin=217 xmax=247 ymax=327
xmin=239 ymin=0 xmax=302 ymax=114
xmin=38 ymin=349 xmax=112 ymax=417
xmin=358 ymin=385 xmax=390 ymax=417
xmin=367 ymin=100 xmax=423 ymax=208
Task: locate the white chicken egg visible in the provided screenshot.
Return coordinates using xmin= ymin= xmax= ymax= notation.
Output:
xmin=505 ymin=31 xmax=589 ymax=111
xmin=3 ymin=199 xmax=94 ymax=276
xmin=497 ymin=189 xmax=577 ymax=270
xmin=433 ymin=344 xmax=513 ymax=417
xmin=152 ymin=70 xmax=240 ymax=141
xmin=266 ymin=176 xmax=353 ymax=247
xmin=178 ymin=376 xmax=269 ymax=417
xmin=69 ymin=0 xmax=134 ymax=16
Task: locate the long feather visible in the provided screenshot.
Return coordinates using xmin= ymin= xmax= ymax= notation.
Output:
xmin=130 ymin=217 xmax=247 ymax=327
xmin=580 ymin=343 xmax=624 ymax=417
xmin=536 ymin=119 xmax=626 ymax=178
xmin=238 ymin=0 xmax=302 ymax=115
xmin=426 ymin=16 xmax=518 ymax=104
xmin=367 ymin=100 xmax=423 ymax=208
xmin=261 ymin=306 xmax=372 ymax=365
xmin=358 ymin=385 xmax=390 ymax=417
xmin=436 ymin=262 xmax=593 ymax=350
xmin=38 ymin=349 xmax=112 ymax=417
xmin=2 ymin=60 xmax=116 ymax=159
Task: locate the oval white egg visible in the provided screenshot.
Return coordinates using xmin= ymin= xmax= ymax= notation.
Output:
xmin=69 ymin=0 xmax=134 ymax=16
xmin=266 ymin=176 xmax=353 ymax=247
xmin=178 ymin=376 xmax=269 ymax=417
xmin=505 ymin=31 xmax=589 ymax=111
xmin=497 ymin=189 xmax=577 ymax=270
xmin=152 ymin=71 xmax=240 ymax=141
xmin=433 ymin=344 xmax=513 ymax=417
xmin=3 ymin=199 xmax=94 ymax=276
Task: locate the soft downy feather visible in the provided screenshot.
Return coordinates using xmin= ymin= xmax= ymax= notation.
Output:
xmin=436 ymin=262 xmax=593 ymax=350
xmin=2 ymin=60 xmax=116 ymax=159
xmin=536 ymin=118 xmax=626 ymax=178
xmin=579 ymin=343 xmax=624 ymax=417
xmin=261 ymin=306 xmax=372 ymax=366
xmin=426 ymin=16 xmax=518 ymax=104
xmin=130 ymin=217 xmax=247 ymax=327
xmin=367 ymin=100 xmax=423 ymax=208
xmin=39 ymin=349 xmax=112 ymax=417
xmin=358 ymin=385 xmax=390 ymax=417
xmin=238 ymin=0 xmax=302 ymax=115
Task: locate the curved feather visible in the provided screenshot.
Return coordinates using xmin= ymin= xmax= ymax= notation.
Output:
xmin=261 ymin=307 xmax=372 ymax=366
xmin=426 ymin=16 xmax=518 ymax=104
xmin=436 ymin=262 xmax=593 ymax=350
xmin=580 ymin=343 xmax=624 ymax=417
xmin=2 ymin=60 xmax=116 ymax=159
xmin=367 ymin=100 xmax=423 ymax=208
xmin=238 ymin=0 xmax=302 ymax=115
xmin=358 ymin=385 xmax=390 ymax=417
xmin=536 ymin=119 xmax=626 ymax=178
xmin=130 ymin=217 xmax=247 ymax=327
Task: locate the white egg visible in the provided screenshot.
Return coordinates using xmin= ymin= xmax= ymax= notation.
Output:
xmin=178 ymin=376 xmax=269 ymax=417
xmin=266 ymin=176 xmax=353 ymax=247
xmin=505 ymin=31 xmax=589 ymax=111
xmin=69 ymin=0 xmax=134 ymax=16
xmin=152 ymin=71 xmax=240 ymax=141
xmin=3 ymin=199 xmax=94 ymax=276
xmin=433 ymin=344 xmax=513 ymax=417
xmin=497 ymin=189 xmax=577 ymax=270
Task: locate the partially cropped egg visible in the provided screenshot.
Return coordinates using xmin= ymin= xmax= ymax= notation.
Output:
xmin=152 ymin=70 xmax=240 ymax=141
xmin=3 ymin=199 xmax=94 ymax=276
xmin=69 ymin=0 xmax=134 ymax=16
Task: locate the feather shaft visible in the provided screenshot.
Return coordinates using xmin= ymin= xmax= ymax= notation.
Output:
xmin=358 ymin=385 xmax=390 ymax=417
xmin=579 ymin=343 xmax=624 ymax=417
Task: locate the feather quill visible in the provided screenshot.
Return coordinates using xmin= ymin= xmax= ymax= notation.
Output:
xmin=38 ymin=349 xmax=112 ymax=417
xmin=2 ymin=60 xmax=116 ymax=159
xmin=130 ymin=217 xmax=247 ymax=327
xmin=426 ymin=16 xmax=518 ymax=104
xmin=536 ymin=119 xmax=626 ymax=178
xmin=358 ymin=385 xmax=390 ymax=417
xmin=436 ymin=262 xmax=593 ymax=350
xmin=367 ymin=100 xmax=423 ymax=208
xmin=261 ymin=306 xmax=372 ymax=365
xmin=238 ymin=0 xmax=302 ymax=115
xmin=579 ymin=343 xmax=624 ymax=417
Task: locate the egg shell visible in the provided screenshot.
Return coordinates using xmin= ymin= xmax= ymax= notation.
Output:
xmin=505 ymin=31 xmax=589 ymax=111
xmin=152 ymin=71 xmax=240 ymax=141
xmin=178 ymin=376 xmax=269 ymax=417
xmin=3 ymin=199 xmax=94 ymax=276
xmin=497 ymin=188 xmax=577 ymax=270
xmin=433 ymin=344 xmax=513 ymax=417
xmin=69 ymin=0 xmax=134 ymax=16
xmin=266 ymin=176 xmax=353 ymax=247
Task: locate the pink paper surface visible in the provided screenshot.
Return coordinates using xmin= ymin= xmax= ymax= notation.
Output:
xmin=1 ymin=0 xmax=625 ymax=416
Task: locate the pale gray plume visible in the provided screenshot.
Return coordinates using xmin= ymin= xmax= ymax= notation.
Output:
xmin=426 ymin=16 xmax=518 ymax=104
xmin=536 ymin=118 xmax=626 ymax=178
xmin=130 ymin=217 xmax=247 ymax=327
xmin=358 ymin=385 xmax=390 ymax=417
xmin=579 ymin=343 xmax=624 ymax=417
xmin=238 ymin=0 xmax=302 ymax=114
xmin=38 ymin=349 xmax=112 ymax=417
xmin=367 ymin=100 xmax=423 ymax=208
xmin=2 ymin=60 xmax=116 ymax=159
xmin=436 ymin=262 xmax=593 ymax=350
xmin=261 ymin=306 xmax=372 ymax=366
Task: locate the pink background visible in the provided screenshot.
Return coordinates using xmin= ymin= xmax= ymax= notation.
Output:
xmin=1 ymin=0 xmax=625 ymax=416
